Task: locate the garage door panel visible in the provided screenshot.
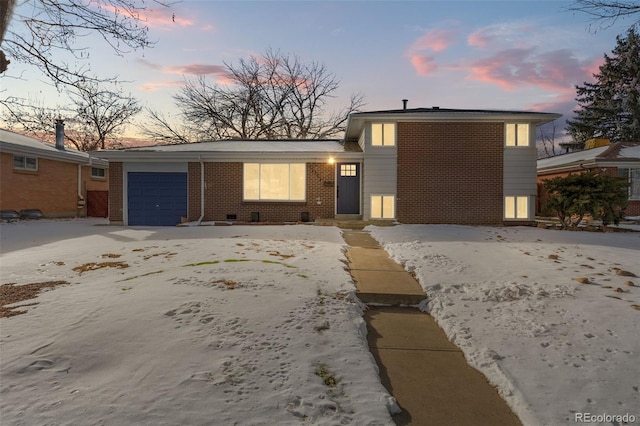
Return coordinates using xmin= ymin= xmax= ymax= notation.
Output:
xmin=127 ymin=172 xmax=187 ymax=226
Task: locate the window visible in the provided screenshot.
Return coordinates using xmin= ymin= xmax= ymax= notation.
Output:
xmin=243 ymin=163 xmax=305 ymax=201
xmin=618 ymin=168 xmax=640 ymax=200
xmin=13 ymin=155 xmax=38 ymax=171
xmin=372 ymin=123 xmax=396 ymax=146
xmin=505 ymin=123 xmax=529 ymax=147
xmin=340 ymin=164 xmax=357 ymax=177
xmin=371 ymin=195 xmax=395 ymax=219
xmin=505 ymin=196 xmax=529 ymax=219
xmin=91 ymin=167 xmax=106 ymax=178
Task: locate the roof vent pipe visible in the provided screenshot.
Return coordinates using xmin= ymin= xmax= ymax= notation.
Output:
xmin=402 ymin=99 xmax=408 ymax=110
xmin=55 ymin=119 xmax=65 ymax=150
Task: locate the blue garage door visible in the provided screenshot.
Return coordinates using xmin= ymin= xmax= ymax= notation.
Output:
xmin=128 ymin=172 xmax=187 ymax=226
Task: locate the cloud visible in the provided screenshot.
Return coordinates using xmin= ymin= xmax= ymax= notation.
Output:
xmin=410 ymin=29 xmax=457 ymax=53
xmin=164 ymin=64 xmax=229 ymax=76
xmin=139 ymin=80 xmax=183 ymax=92
xmin=410 ymin=55 xmax=438 ymax=76
xmin=467 ymin=23 xmax=534 ymax=49
xmin=94 ymin=3 xmax=195 ymax=29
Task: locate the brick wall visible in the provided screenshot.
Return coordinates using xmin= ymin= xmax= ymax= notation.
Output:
xmin=188 ymin=162 xmax=335 ymax=222
xmin=0 ymin=152 xmax=102 ymax=217
xmin=108 ymin=162 xmax=123 ymax=222
xmin=396 ymin=122 xmax=504 ymax=225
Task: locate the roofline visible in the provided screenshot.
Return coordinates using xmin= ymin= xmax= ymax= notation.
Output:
xmin=537 ymin=158 xmax=640 ymax=175
xmin=90 ymin=150 xmax=364 ymax=162
xmin=0 ymin=141 xmax=109 ymax=167
xmin=344 ymin=110 xmax=562 ymax=142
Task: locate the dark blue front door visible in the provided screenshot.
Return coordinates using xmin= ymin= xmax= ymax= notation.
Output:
xmin=128 ymin=172 xmax=187 ymax=226
xmin=337 ymin=163 xmax=360 ymax=214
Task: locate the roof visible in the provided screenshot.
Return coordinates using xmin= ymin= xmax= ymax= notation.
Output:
xmin=537 ymin=142 xmax=640 ymax=174
xmin=344 ymin=107 xmax=562 ymax=143
xmin=93 ymin=139 xmax=363 ymax=162
xmin=0 ymin=129 xmax=108 ymax=167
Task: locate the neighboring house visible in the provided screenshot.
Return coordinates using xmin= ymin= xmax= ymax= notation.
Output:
xmin=0 ymin=129 xmax=109 ymax=218
xmin=96 ymin=105 xmax=560 ymax=226
xmin=537 ymin=142 xmax=640 ymax=217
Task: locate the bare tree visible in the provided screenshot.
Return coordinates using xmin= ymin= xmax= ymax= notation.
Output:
xmin=537 ymin=121 xmax=560 ymax=158
xmin=569 ymin=0 xmax=640 ymax=30
xmin=1 ymin=0 xmax=174 ymax=85
xmin=143 ymin=50 xmax=365 ymax=143
xmin=3 ymin=81 xmax=141 ymax=151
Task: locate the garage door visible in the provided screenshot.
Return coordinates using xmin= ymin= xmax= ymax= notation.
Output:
xmin=127 ymin=172 xmax=187 ymax=226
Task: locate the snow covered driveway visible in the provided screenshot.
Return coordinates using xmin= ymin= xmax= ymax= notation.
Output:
xmin=0 ymin=220 xmax=394 ymax=425
xmin=369 ymin=224 xmax=640 ymax=426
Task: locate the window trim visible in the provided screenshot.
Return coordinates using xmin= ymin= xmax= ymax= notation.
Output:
xmin=505 ymin=123 xmax=530 ymax=147
xmin=371 ymin=123 xmax=396 ymax=147
xmin=13 ymin=155 xmax=38 ymax=171
xmin=618 ymin=168 xmax=640 ymax=200
xmin=91 ymin=167 xmax=106 ymax=179
xmin=243 ymin=163 xmax=306 ymax=202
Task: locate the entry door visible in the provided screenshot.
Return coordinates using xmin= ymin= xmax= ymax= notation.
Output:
xmin=337 ymin=163 xmax=360 ymax=214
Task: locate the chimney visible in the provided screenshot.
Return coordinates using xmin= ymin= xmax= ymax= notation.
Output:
xmin=402 ymin=99 xmax=408 ymax=110
xmin=55 ymin=119 xmax=65 ymax=150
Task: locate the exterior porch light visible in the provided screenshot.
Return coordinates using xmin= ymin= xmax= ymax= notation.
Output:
xmin=328 ymin=157 xmax=335 ymax=165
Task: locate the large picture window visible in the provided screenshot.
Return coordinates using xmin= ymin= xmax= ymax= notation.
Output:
xmin=244 ymin=163 xmax=305 ymax=201
xmin=505 ymin=123 xmax=529 ymax=147
xmin=372 ymin=123 xmax=396 ymax=146
xmin=505 ymin=196 xmax=529 ymax=219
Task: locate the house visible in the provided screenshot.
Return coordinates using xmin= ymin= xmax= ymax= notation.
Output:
xmin=96 ymin=105 xmax=560 ymax=226
xmin=537 ymin=141 xmax=640 ymax=217
xmin=0 ymin=128 xmax=109 ymax=218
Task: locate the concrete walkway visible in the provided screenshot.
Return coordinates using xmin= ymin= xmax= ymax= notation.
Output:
xmin=342 ymin=228 xmax=521 ymax=426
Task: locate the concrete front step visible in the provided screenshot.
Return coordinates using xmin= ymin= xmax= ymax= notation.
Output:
xmin=351 ymin=270 xmax=427 ymax=306
xmin=346 ymin=247 xmax=406 ymax=271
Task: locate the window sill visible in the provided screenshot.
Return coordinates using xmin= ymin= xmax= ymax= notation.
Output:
xmin=13 ymin=169 xmax=39 ymax=175
xmin=242 ymin=200 xmax=307 ymax=205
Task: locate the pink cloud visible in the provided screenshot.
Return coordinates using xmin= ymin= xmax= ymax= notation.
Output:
xmin=164 ymin=64 xmax=229 ymax=76
xmin=410 ymin=55 xmax=438 ymax=76
xmin=95 ymin=3 xmax=195 ymax=29
xmin=139 ymin=80 xmax=183 ymax=92
xmin=410 ymin=29 xmax=457 ymax=53
xmin=468 ymin=28 xmax=493 ymax=48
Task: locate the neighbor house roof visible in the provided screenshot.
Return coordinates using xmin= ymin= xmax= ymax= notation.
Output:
xmin=92 ymin=139 xmax=363 ymax=162
xmin=0 ymin=129 xmax=108 ymax=167
xmin=344 ymin=107 xmax=562 ymax=143
xmin=537 ymin=142 xmax=640 ymax=174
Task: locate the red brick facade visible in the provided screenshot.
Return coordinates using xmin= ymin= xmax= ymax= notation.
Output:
xmin=396 ymin=122 xmax=504 ymax=225
xmin=108 ymin=162 xmax=123 ymax=222
xmin=0 ymin=152 xmax=108 ymax=217
xmin=187 ymin=162 xmax=335 ymax=222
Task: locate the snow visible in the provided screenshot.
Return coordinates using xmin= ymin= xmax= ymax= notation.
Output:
xmin=368 ymin=224 xmax=640 ymax=426
xmin=619 ymin=145 xmax=640 ymax=159
xmin=2 ymin=220 xmax=639 ymax=425
xmin=0 ymin=219 xmax=394 ymax=425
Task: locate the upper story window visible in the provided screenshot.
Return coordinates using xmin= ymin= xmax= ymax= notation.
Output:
xmin=505 ymin=123 xmax=530 ymax=147
xmin=13 ymin=155 xmax=38 ymax=171
xmin=91 ymin=167 xmax=106 ymax=179
xmin=372 ymin=123 xmax=396 ymax=146
xmin=243 ymin=163 xmax=306 ymax=201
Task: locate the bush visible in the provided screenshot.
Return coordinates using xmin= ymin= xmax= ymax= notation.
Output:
xmin=542 ymin=171 xmax=628 ymax=229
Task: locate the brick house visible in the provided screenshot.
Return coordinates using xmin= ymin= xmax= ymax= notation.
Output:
xmin=97 ymin=106 xmax=560 ymax=226
xmin=537 ymin=142 xmax=640 ymax=217
xmin=0 ymin=129 xmax=109 ymax=218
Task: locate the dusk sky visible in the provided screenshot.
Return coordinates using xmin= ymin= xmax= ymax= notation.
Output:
xmin=2 ymin=1 xmax=636 ymax=140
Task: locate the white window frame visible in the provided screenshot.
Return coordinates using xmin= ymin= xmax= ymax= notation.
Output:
xmin=371 ymin=195 xmax=395 ymax=219
xmin=372 ymin=123 xmax=396 ymax=147
xmin=505 ymin=123 xmax=530 ymax=147
xmin=91 ymin=167 xmax=106 ymax=179
xmin=619 ymin=168 xmax=640 ymax=200
xmin=243 ymin=163 xmax=306 ymax=202
xmin=504 ymin=195 xmax=530 ymax=220
xmin=13 ymin=155 xmax=38 ymax=171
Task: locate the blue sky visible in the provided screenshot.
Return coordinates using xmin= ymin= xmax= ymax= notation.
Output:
xmin=1 ymin=1 xmax=635 ymax=140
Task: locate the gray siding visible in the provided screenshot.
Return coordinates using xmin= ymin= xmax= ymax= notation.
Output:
xmin=361 ymin=123 xmax=398 ymax=219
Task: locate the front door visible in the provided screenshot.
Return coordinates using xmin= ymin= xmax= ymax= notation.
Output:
xmin=337 ymin=163 xmax=360 ymax=214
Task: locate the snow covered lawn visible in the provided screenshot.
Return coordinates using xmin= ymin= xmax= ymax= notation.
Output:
xmin=0 ymin=219 xmax=394 ymax=425
xmin=369 ymin=224 xmax=640 ymax=426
